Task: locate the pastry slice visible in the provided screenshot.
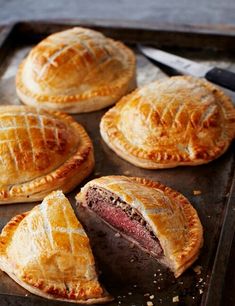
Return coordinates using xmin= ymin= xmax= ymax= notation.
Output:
xmin=76 ymin=176 xmax=203 ymax=277
xmin=100 ymin=76 xmax=235 ymax=168
xmin=0 ymin=190 xmax=112 ymax=304
xmin=0 ymin=105 xmax=94 ymax=204
xmin=16 ymin=27 xmax=136 ymax=113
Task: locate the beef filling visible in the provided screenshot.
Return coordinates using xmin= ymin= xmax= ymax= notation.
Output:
xmin=86 ymin=187 xmax=163 ymax=258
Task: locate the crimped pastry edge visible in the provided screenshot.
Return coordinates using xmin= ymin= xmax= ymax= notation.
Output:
xmin=16 ymin=36 xmax=136 ymax=113
xmin=100 ymin=76 xmax=235 ymax=168
xmin=0 ymin=106 xmax=95 ymax=204
xmin=76 ymin=175 xmax=203 ymax=278
xmin=0 ymin=211 xmax=112 ymax=304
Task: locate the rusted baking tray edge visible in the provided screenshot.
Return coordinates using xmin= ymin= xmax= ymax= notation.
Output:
xmin=0 ymin=20 xmax=234 ymax=306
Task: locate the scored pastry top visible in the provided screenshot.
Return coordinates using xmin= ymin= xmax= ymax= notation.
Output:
xmin=16 ymin=27 xmax=136 ymax=112
xmin=100 ymin=76 xmax=235 ymax=168
xmin=0 ymin=190 xmax=111 ymax=303
xmin=77 ymin=175 xmax=203 ymax=277
xmin=0 ymin=105 xmax=94 ymax=203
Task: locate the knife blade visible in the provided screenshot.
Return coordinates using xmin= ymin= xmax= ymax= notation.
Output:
xmin=139 ymin=45 xmax=235 ymax=92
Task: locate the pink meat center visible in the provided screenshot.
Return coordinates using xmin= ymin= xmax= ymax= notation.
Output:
xmin=86 ymin=187 xmax=163 ymax=257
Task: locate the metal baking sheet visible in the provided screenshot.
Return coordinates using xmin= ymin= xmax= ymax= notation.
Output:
xmin=0 ymin=21 xmax=234 ymax=306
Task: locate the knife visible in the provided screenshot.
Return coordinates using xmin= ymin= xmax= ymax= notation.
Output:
xmin=138 ymin=45 xmax=235 ymax=92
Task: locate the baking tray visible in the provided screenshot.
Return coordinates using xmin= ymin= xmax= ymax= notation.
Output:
xmin=0 ymin=20 xmax=234 ymax=306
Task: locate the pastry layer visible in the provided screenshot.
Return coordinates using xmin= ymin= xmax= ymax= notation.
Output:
xmin=0 ymin=105 xmax=94 ymax=204
xmin=76 ymin=175 xmax=204 ymax=277
xmin=0 ymin=190 xmax=112 ymax=304
xmin=100 ymin=76 xmax=235 ymax=168
xmin=16 ymin=27 xmax=136 ymax=113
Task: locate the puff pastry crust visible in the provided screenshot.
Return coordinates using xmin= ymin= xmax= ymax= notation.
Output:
xmin=100 ymin=76 xmax=235 ymax=168
xmin=0 ymin=105 xmax=94 ymax=204
xmin=76 ymin=176 xmax=203 ymax=277
xmin=16 ymin=27 xmax=136 ymax=113
xmin=0 ymin=191 xmax=111 ymax=303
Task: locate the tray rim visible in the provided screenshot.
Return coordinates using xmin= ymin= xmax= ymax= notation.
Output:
xmin=0 ymin=20 xmax=234 ymax=306
xmin=2 ymin=18 xmax=235 ymax=35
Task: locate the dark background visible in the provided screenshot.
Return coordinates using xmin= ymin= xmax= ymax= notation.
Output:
xmin=0 ymin=0 xmax=234 ymax=305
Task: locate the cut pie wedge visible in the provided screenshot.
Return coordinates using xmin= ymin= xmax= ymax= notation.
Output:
xmin=76 ymin=176 xmax=203 ymax=278
xmin=0 ymin=190 xmax=112 ymax=304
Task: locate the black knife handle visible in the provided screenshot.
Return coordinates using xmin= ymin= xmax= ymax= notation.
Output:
xmin=205 ymin=67 xmax=235 ymax=91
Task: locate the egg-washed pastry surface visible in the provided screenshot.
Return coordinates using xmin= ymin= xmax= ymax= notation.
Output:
xmin=0 ymin=105 xmax=94 ymax=204
xmin=76 ymin=176 xmax=203 ymax=278
xmin=100 ymin=76 xmax=235 ymax=168
xmin=16 ymin=27 xmax=136 ymax=113
xmin=0 ymin=190 xmax=111 ymax=303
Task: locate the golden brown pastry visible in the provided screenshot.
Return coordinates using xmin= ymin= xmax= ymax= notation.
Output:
xmin=100 ymin=76 xmax=235 ymax=168
xmin=16 ymin=27 xmax=136 ymax=113
xmin=76 ymin=176 xmax=203 ymax=278
xmin=0 ymin=190 xmax=112 ymax=303
xmin=0 ymin=105 xmax=94 ymax=204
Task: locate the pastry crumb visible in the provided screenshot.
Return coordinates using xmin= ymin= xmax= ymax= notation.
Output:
xmin=114 ymin=232 xmax=121 ymax=238
xmin=199 ymin=289 xmax=204 ymax=294
xmin=150 ymin=295 xmax=154 ymax=299
xmin=154 ymin=273 xmax=157 ymax=277
xmin=144 ymin=293 xmax=150 ymax=296
xmin=193 ymin=265 xmax=202 ymax=274
xmin=123 ymin=170 xmax=130 ymax=175
xmin=153 ymin=280 xmax=157 ymax=283
xmin=147 ymin=301 xmax=153 ymax=306
xmin=128 ymin=292 xmax=132 ymax=295
xmin=193 ymin=190 xmax=202 ymax=195
xmin=173 ymin=296 xmax=179 ymax=302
